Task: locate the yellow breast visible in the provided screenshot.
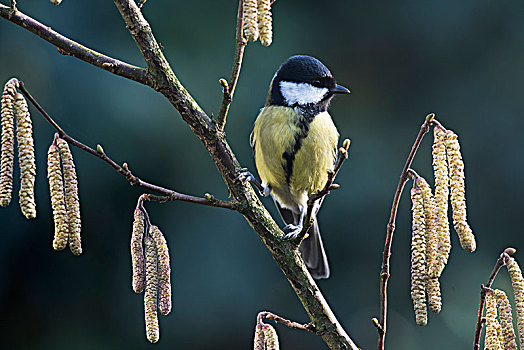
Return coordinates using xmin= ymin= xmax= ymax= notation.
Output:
xmin=251 ymin=106 xmax=339 ymax=208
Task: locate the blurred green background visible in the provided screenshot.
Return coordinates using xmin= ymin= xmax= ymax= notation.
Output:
xmin=1 ymin=1 xmax=524 ymax=349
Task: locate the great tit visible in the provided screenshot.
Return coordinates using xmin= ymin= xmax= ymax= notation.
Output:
xmin=239 ymin=55 xmax=350 ymax=279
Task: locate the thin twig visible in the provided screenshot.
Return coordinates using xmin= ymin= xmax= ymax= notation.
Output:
xmin=17 ymin=81 xmax=237 ymax=211
xmin=294 ymin=138 xmax=350 ymax=245
xmin=473 ymin=248 xmax=515 ymax=350
xmin=432 ymin=118 xmax=447 ymax=132
xmin=376 ymin=113 xmax=435 ymax=350
xmin=216 ymin=0 xmax=247 ymax=131
xmin=0 ymin=4 xmax=150 ymax=86
xmin=257 ymin=311 xmax=316 ymax=333
xmin=136 ymin=194 xmax=152 ymax=229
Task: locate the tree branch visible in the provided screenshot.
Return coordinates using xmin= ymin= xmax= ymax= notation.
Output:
xmin=376 ymin=113 xmax=435 ymax=350
xmin=0 ymin=4 xmax=150 ymax=86
xmin=473 ymin=247 xmax=515 ymax=350
xmin=216 ymin=0 xmax=247 ymax=131
xmin=2 ymin=1 xmax=360 ymax=348
xmin=16 ymin=80 xmax=236 ymax=211
xmin=111 ymin=1 xmax=359 ymax=348
xmin=257 ymin=311 xmax=316 ymax=333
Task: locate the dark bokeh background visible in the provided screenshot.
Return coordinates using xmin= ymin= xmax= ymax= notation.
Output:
xmin=1 ymin=1 xmax=524 ymax=349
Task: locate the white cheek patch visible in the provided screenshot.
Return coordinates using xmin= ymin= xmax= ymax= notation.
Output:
xmin=279 ymin=81 xmax=328 ymax=106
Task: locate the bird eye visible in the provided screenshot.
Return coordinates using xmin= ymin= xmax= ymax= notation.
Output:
xmin=312 ymin=80 xmax=321 ymax=86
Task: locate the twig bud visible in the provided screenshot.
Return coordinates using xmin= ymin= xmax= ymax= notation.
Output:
xmin=342 ymin=138 xmax=351 ymax=150
xmin=243 ymin=0 xmax=259 ymax=41
xmin=263 ymin=324 xmax=279 ymax=350
xmin=494 ymin=289 xmax=517 ymax=350
xmin=144 ymin=236 xmax=159 ymax=343
xmin=96 ymin=144 xmax=104 ymax=154
xmin=150 ymin=225 xmax=172 ymax=316
xmin=428 ymin=128 xmax=450 ymax=278
xmin=48 ymin=143 xmax=68 ymax=251
xmin=444 ymin=130 xmax=476 ymax=252
xmin=50 ymin=0 xmax=63 ymax=5
xmin=257 ymin=0 xmax=272 ymax=46
xmin=425 ymin=113 xmax=435 ymax=123
xmin=484 ymin=292 xmax=503 ymax=350
xmin=506 ymin=248 xmax=517 ymax=256
xmin=410 ymin=188 xmax=427 ymax=326
xmin=131 ymin=209 xmax=146 ymax=293
xmin=15 ymin=93 xmax=36 ymax=219
xmin=56 ymin=137 xmax=82 ymax=255
xmin=219 ymin=78 xmax=228 ymax=88
xmin=506 ymin=257 xmax=524 ymax=346
xmin=0 ymin=79 xmax=18 ymax=207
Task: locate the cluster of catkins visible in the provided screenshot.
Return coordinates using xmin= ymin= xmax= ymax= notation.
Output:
xmin=1 ymin=78 xmax=36 ymax=218
xmin=131 ymin=208 xmax=172 ymax=343
xmin=1 ymin=79 xmax=82 ymax=254
xmin=48 ymin=134 xmax=82 ymax=255
xmin=254 ymin=322 xmax=280 ymax=350
xmin=482 ymin=254 xmax=524 ymax=350
xmin=410 ymin=126 xmax=477 ymax=326
xmin=243 ymin=0 xmax=273 ymax=46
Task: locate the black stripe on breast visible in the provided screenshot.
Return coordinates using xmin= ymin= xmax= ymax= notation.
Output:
xmin=282 ymin=109 xmax=317 ymax=184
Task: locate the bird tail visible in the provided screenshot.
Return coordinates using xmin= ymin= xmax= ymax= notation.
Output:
xmin=299 ymin=214 xmax=330 ymax=279
xmin=274 ymin=200 xmax=330 ymax=279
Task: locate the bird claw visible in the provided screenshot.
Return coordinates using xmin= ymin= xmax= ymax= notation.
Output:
xmin=235 ymin=168 xmax=254 ymax=184
xmin=283 ymin=224 xmax=303 ymax=240
xmin=235 ymin=168 xmax=270 ymax=197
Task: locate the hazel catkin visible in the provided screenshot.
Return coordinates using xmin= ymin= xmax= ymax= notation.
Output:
xmin=445 ymin=130 xmax=476 ymax=252
xmin=56 ymin=137 xmax=82 ymax=255
xmin=243 ymin=0 xmax=259 ymax=41
xmin=263 ymin=324 xmax=279 ymax=350
xmin=428 ymin=128 xmax=450 ymax=279
xmin=14 ymin=93 xmax=36 ymax=219
xmin=150 ymin=225 xmax=172 ymax=316
xmin=254 ymin=324 xmax=265 ymax=350
xmin=48 ymin=143 xmax=68 ymax=251
xmin=485 ymin=292 xmax=503 ymax=350
xmin=144 ymin=236 xmax=159 ymax=343
xmin=410 ymin=187 xmax=427 ymax=326
xmin=506 ymin=257 xmax=524 ymax=347
xmin=415 ymin=177 xmax=442 ymax=313
xmin=494 ymin=289 xmax=517 ymax=350
xmin=257 ymin=0 xmax=272 ymax=46
xmin=426 ymin=278 xmax=442 ymax=314
xmin=131 ymin=209 xmax=146 ymax=293
xmin=0 ymin=79 xmax=18 ymax=207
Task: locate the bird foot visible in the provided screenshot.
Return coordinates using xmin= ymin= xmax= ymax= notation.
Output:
xmin=235 ymin=168 xmax=270 ymax=197
xmin=284 ymin=224 xmax=303 ymax=240
xmin=234 ymin=168 xmax=255 ymax=184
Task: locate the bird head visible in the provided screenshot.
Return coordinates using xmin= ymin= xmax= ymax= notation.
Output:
xmin=267 ymin=55 xmax=350 ymax=111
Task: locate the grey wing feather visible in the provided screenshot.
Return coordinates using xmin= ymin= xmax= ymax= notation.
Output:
xmin=299 ymin=215 xmax=330 ymax=279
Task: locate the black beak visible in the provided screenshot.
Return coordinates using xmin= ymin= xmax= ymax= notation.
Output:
xmin=330 ymin=84 xmax=350 ymax=94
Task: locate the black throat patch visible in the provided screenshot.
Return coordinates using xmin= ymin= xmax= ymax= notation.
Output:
xmin=282 ymin=107 xmax=319 ymax=184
